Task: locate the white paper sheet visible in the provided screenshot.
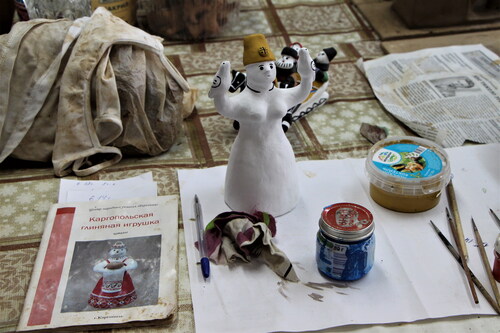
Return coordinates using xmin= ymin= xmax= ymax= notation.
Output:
xmin=178 ymin=144 xmax=500 ymax=333
xmin=58 ymin=172 xmax=156 ymax=203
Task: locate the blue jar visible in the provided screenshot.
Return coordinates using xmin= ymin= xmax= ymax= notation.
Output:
xmin=316 ymin=203 xmax=375 ymax=281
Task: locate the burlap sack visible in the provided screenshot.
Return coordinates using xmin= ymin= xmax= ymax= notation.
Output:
xmin=0 ymin=8 xmax=189 ymax=176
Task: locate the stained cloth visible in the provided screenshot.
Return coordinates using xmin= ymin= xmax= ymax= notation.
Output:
xmin=0 ymin=8 xmax=189 ymax=176
xmin=204 ymin=211 xmax=299 ymax=282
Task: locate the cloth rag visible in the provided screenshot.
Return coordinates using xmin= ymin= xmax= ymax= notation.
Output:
xmin=203 ymin=211 xmax=299 ymax=282
xmin=0 ymin=8 xmax=190 ymax=176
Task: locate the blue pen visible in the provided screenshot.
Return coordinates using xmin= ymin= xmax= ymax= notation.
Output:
xmin=194 ymin=195 xmax=210 ymax=279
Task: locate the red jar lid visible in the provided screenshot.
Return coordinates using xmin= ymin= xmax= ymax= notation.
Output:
xmin=320 ymin=203 xmax=374 ymax=242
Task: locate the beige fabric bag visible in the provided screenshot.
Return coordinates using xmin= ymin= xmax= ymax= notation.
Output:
xmin=0 ymin=18 xmax=82 ymax=164
xmin=0 ymin=8 xmax=189 ymax=176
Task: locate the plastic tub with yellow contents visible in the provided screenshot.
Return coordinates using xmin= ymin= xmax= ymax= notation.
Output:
xmin=365 ymin=136 xmax=451 ymax=213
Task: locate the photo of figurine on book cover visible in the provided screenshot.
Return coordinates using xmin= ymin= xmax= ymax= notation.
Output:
xmin=61 ymin=235 xmax=162 ymax=312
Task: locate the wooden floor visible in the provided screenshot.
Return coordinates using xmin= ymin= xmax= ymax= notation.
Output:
xmin=351 ymin=0 xmax=500 ymax=55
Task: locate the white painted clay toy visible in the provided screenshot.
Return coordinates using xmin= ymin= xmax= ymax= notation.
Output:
xmin=209 ymin=34 xmax=315 ymax=216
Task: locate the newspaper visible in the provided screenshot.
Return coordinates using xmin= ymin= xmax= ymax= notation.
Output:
xmin=361 ymin=44 xmax=500 ymax=147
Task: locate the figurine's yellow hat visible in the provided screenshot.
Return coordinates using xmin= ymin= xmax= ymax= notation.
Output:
xmin=243 ymin=34 xmax=275 ymax=66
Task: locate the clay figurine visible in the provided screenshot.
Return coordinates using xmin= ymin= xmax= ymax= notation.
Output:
xmin=209 ymin=33 xmax=315 ymax=216
xmin=88 ymin=241 xmax=138 ymax=309
xmin=229 ymin=43 xmax=337 ymax=133
xmin=313 ymin=47 xmax=337 ymax=83
xmin=284 ymin=47 xmax=337 ymax=128
xmin=276 ymin=45 xmax=300 ymax=89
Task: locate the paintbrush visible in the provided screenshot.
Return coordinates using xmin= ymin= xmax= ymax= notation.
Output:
xmin=471 ymin=218 xmax=500 ymax=308
xmin=429 ymin=220 xmax=500 ymax=314
xmin=446 ymin=180 xmax=468 ymax=260
xmin=446 ymin=208 xmax=479 ymax=303
xmin=490 ymin=209 xmax=500 ymax=229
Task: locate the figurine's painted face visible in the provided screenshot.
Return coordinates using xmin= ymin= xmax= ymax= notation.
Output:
xmin=315 ymin=51 xmax=329 ymax=65
xmin=246 ymin=61 xmax=276 ymax=84
xmin=109 ymin=247 xmax=126 ymax=258
xmin=276 ymin=55 xmax=297 ymax=70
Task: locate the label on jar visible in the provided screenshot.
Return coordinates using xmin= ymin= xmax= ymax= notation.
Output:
xmin=316 ymin=231 xmax=375 ymax=281
xmin=372 ymin=143 xmax=442 ymax=179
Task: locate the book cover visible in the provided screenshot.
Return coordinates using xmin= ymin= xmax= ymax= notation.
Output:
xmin=16 ymin=196 xmax=178 ymax=331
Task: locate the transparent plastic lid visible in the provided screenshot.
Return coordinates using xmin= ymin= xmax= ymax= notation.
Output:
xmin=365 ymin=136 xmax=451 ymax=196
